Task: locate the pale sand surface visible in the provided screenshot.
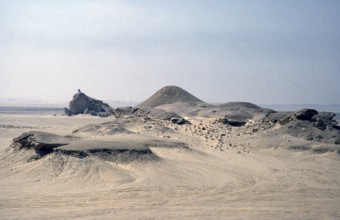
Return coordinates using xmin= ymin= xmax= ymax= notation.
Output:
xmin=0 ymin=114 xmax=339 ymax=219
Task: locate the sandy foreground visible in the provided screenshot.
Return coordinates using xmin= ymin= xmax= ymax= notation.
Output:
xmin=0 ymin=114 xmax=339 ymax=219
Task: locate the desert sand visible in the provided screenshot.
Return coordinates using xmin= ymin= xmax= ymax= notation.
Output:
xmin=1 ymin=87 xmax=340 ymax=219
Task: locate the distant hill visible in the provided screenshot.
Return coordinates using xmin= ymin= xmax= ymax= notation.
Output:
xmin=137 ymin=86 xmax=206 ymax=107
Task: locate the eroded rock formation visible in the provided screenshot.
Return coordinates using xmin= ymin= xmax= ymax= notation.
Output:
xmin=64 ymin=90 xmax=113 ymax=117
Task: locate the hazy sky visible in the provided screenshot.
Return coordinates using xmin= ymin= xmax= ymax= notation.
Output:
xmin=1 ymin=0 xmax=339 ymax=105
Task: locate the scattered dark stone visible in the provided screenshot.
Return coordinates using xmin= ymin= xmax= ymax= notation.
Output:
xmin=263 ymin=112 xmax=287 ymax=124
xmin=312 ymin=147 xmax=330 ymax=154
xmin=315 ymin=135 xmax=324 ymax=141
xmin=87 ymin=148 xmax=159 ymax=163
xmin=305 ymin=133 xmax=314 ymax=141
xmin=287 ymin=145 xmax=312 ymax=151
xmin=278 ymin=115 xmax=293 ymax=125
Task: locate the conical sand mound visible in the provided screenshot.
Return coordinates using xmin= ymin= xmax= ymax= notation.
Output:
xmin=137 ymin=86 xmax=206 ymax=107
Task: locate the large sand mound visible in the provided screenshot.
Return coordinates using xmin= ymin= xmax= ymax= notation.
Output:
xmin=137 ymin=85 xmax=206 ymax=107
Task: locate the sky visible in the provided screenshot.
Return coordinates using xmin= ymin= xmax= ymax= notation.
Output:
xmin=1 ymin=0 xmax=340 ymax=105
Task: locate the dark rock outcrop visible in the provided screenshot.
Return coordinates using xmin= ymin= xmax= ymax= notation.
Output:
xmin=113 ymin=107 xmax=137 ymax=118
xmin=11 ymin=131 xmax=159 ymax=162
xmin=54 ymin=139 xmax=159 ymax=163
xmin=294 ymin=109 xmax=318 ymax=120
xmin=263 ymin=109 xmax=340 ymax=144
xmin=12 ymin=131 xmax=73 ymax=153
xmin=219 ymin=113 xmax=250 ymax=127
xmin=219 ymin=118 xmax=247 ymax=127
xmin=64 ymin=90 xmax=113 ymax=116
xmin=11 ymin=129 xmax=189 ymax=163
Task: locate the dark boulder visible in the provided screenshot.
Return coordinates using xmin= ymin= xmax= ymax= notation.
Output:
xmin=64 ymin=90 xmax=113 ymax=116
xmin=294 ymin=109 xmax=318 ymax=121
xmin=219 ymin=118 xmax=246 ymax=127
xmin=219 ymin=113 xmax=248 ymax=127
xmin=221 ymin=119 xmax=246 ymax=127
xmin=170 ymin=117 xmax=189 ymax=125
